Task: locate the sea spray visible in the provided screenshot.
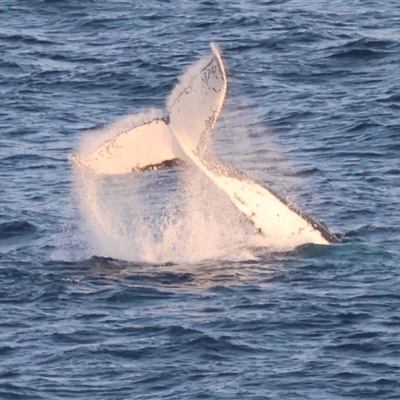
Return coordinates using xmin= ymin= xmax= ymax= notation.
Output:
xmin=72 ymin=138 xmax=256 ymax=263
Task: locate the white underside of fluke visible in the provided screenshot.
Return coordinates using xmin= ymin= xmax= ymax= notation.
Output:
xmin=69 ymin=117 xmax=176 ymax=174
xmin=178 ymin=141 xmax=329 ymax=246
xmin=71 ymin=43 xmax=226 ymax=174
xmin=71 ymin=43 xmax=334 ymax=246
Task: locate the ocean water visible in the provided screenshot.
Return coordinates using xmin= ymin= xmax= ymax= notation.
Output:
xmin=1 ymin=0 xmax=400 ymax=399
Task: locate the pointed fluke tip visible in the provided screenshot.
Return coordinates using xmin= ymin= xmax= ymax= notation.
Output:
xmin=209 ymin=42 xmax=226 ymax=83
xmin=69 ymin=153 xmax=81 ymax=167
xmin=210 ymin=42 xmax=223 ymax=62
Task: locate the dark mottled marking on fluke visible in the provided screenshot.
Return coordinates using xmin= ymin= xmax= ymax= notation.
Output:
xmin=168 ymin=55 xmax=225 ymax=111
xmin=134 ymin=158 xmax=187 ymax=172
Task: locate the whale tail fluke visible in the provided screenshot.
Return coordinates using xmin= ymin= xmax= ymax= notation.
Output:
xmin=70 ymin=44 xmax=340 ymax=245
xmin=70 ymin=43 xmax=226 ymax=175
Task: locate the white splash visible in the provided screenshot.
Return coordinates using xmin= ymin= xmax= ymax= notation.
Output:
xmin=73 ymin=155 xmax=256 ymax=263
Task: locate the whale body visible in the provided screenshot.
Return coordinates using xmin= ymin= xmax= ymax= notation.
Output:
xmin=70 ymin=44 xmax=339 ymax=246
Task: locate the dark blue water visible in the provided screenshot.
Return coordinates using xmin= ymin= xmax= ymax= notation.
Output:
xmin=1 ymin=1 xmax=400 ymax=399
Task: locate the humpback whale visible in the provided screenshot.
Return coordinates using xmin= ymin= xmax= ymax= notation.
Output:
xmin=70 ymin=44 xmax=340 ymax=246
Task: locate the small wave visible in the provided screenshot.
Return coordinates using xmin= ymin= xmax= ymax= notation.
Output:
xmin=332 ymin=151 xmax=384 ymax=159
xmin=285 ymin=167 xmax=320 ymax=177
xmin=376 ymin=93 xmax=400 ymax=104
xmin=0 ymin=32 xmax=52 ymax=46
xmin=0 ymin=59 xmax=22 ymax=70
xmin=345 ymin=224 xmax=398 ymax=239
xmin=91 ymin=346 xmax=158 ymax=361
xmin=327 ymin=37 xmax=397 ymax=60
xmin=105 ymin=286 xmax=174 ymax=303
xmin=346 ymin=122 xmax=382 ymax=133
xmin=329 ymin=48 xmax=387 ymax=59
xmin=187 ymin=333 xmax=258 ymax=356
xmin=384 ymin=169 xmax=400 ymax=175
xmin=324 ymin=341 xmax=382 ymax=354
xmin=0 ymin=345 xmax=14 ymax=356
xmin=0 ymin=221 xmax=37 ymax=240
xmin=0 ymin=154 xmax=60 ymax=172
xmin=386 ymin=143 xmax=400 ymax=151
xmin=50 ymin=329 xmax=99 ymax=345
xmin=286 ymin=242 xmax=335 ymax=258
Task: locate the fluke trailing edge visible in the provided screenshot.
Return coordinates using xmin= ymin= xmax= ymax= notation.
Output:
xmin=70 ymin=43 xmax=340 ymax=246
